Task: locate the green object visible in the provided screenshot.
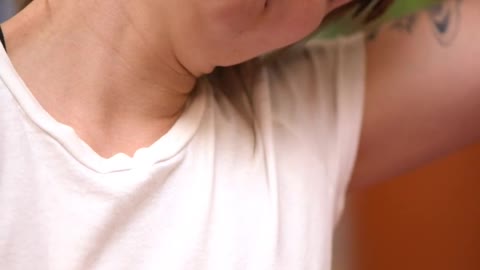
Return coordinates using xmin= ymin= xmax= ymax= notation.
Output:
xmin=314 ymin=0 xmax=442 ymax=39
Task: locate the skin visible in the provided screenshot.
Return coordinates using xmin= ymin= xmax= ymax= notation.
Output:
xmin=353 ymin=0 xmax=480 ymax=187
xmin=1 ymin=0 xmax=479 ymax=187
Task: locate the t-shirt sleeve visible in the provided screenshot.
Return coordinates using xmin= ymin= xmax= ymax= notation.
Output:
xmin=259 ymin=33 xmax=366 ymax=221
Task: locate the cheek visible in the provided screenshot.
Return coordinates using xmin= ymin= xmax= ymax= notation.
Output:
xmin=253 ymin=1 xmax=328 ymax=52
xmin=275 ymin=12 xmax=324 ymax=42
xmin=200 ymin=0 xmax=328 ymax=66
xmin=205 ymin=0 xmax=266 ymax=34
xmin=327 ymin=0 xmax=353 ymax=12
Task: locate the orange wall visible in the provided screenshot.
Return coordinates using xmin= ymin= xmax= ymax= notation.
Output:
xmin=351 ymin=143 xmax=480 ymax=270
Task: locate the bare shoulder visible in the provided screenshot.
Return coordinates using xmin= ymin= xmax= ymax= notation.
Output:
xmin=351 ymin=0 xmax=480 ymax=188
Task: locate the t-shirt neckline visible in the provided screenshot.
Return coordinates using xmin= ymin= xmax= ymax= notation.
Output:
xmin=0 ymin=45 xmax=208 ymax=173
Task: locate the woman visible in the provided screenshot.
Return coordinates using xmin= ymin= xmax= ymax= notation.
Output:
xmin=0 ymin=0 xmax=478 ymax=269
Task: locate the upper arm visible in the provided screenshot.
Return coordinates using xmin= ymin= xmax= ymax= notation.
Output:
xmin=351 ymin=0 xmax=480 ymax=188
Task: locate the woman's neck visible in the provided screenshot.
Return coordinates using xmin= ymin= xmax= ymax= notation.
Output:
xmin=1 ymin=0 xmax=201 ymax=157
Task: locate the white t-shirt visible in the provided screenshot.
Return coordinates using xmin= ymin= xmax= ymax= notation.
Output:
xmin=0 ymin=34 xmax=365 ymax=270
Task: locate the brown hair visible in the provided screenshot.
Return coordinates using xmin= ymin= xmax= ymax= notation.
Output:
xmin=324 ymin=0 xmax=394 ymax=25
xmin=17 ymin=0 xmax=32 ymax=9
xmin=355 ymin=0 xmax=394 ymax=22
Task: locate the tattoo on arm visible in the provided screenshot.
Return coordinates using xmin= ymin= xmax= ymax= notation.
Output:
xmin=428 ymin=0 xmax=463 ymax=46
xmin=368 ymin=0 xmax=463 ymax=47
